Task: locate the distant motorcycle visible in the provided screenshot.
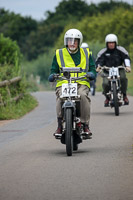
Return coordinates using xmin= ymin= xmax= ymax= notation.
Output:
xmin=99 ymin=66 xmax=128 ymax=116
xmin=54 ymin=67 xmax=92 ymax=156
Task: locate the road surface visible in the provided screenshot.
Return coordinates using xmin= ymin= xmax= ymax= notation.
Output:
xmin=0 ymin=91 xmax=133 ymax=200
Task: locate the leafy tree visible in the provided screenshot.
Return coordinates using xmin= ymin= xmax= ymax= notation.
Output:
xmin=55 ymin=7 xmax=133 ymax=51
xmin=0 ymin=1 xmax=132 ymax=61
xmin=0 ymin=8 xmax=37 ymax=55
xmin=0 ymin=33 xmax=22 ymax=67
xmin=23 ymin=24 xmax=63 ymax=60
xmin=97 ymin=0 xmax=131 ymax=13
xmin=0 ymin=34 xmax=27 ymax=107
xmin=45 ymin=0 xmax=89 ymax=25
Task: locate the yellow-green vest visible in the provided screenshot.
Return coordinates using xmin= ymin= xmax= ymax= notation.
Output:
xmin=56 ymin=48 xmax=91 ymax=88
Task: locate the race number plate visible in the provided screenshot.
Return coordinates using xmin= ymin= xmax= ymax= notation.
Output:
xmin=62 ymin=83 xmax=77 ymax=97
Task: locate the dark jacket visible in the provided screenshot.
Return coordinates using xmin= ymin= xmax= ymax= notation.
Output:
xmin=96 ymin=46 xmax=130 ymax=68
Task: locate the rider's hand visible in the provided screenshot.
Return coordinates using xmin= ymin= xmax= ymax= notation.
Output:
xmin=48 ymin=74 xmax=55 ymax=82
xmin=96 ymin=65 xmax=101 ymax=72
xmin=86 ymin=72 xmax=95 ymax=80
xmin=126 ymin=67 xmax=131 ymax=72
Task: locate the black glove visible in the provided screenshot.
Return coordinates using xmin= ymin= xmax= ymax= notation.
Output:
xmin=86 ymin=72 xmax=95 ymax=80
xmin=48 ymin=74 xmax=55 ymax=82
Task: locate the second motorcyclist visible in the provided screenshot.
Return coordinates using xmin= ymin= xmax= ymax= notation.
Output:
xmin=96 ymin=33 xmax=131 ymax=106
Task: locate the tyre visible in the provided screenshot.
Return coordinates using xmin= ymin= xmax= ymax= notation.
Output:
xmin=112 ymin=82 xmax=119 ymax=116
xmin=65 ymin=108 xmax=73 ymax=156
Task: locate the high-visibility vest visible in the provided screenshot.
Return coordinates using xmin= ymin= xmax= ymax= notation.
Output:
xmin=56 ymin=48 xmax=91 ymax=88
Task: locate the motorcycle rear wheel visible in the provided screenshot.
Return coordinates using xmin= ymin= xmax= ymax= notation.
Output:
xmin=65 ymin=108 xmax=73 ymax=156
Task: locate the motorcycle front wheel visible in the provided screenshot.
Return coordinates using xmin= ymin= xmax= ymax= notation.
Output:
xmin=65 ymin=108 xmax=73 ymax=156
xmin=112 ymin=82 xmax=119 ymax=116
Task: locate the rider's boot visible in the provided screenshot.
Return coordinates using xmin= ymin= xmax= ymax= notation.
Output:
xmin=123 ymin=94 xmax=129 ymax=105
xmin=82 ymin=124 xmax=92 ymax=139
xmin=54 ymin=118 xmax=62 ymax=138
xmin=104 ymin=96 xmax=110 ymax=107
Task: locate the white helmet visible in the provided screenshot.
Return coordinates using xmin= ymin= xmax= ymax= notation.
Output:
xmin=81 ymin=42 xmax=89 ymax=48
xmin=64 ymin=28 xmax=83 ymax=47
xmin=105 ymin=34 xmax=118 ymax=44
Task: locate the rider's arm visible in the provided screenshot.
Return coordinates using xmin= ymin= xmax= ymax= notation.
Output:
xmin=86 ymin=54 xmax=96 ymax=80
xmin=95 ymin=51 xmax=106 ymax=72
xmin=118 ymin=47 xmax=131 ymax=72
xmin=48 ymin=55 xmax=60 ymax=82
xmin=122 ymin=53 xmax=131 ymax=69
xmin=89 ymin=54 xmax=96 ymax=76
xmin=95 ymin=48 xmax=107 ymax=67
xmin=96 ymin=54 xmax=105 ymax=68
xmin=50 ymin=55 xmax=60 ymax=75
xmin=125 ymin=59 xmax=131 ymax=72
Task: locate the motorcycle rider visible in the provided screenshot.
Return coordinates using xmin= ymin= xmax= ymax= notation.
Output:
xmin=96 ymin=33 xmax=131 ymax=106
xmin=48 ymin=28 xmax=96 ymax=139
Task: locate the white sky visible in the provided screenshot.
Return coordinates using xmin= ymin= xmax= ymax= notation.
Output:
xmin=0 ymin=0 xmax=132 ymax=21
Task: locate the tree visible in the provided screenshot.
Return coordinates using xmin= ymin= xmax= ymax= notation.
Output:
xmin=45 ymin=0 xmax=89 ymax=24
xmin=0 ymin=33 xmax=22 ymax=67
xmin=0 ymin=1 xmax=132 ymax=61
xmin=0 ymin=8 xmax=38 ymax=54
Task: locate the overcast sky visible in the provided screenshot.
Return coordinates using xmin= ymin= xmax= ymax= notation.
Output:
xmin=0 ymin=0 xmax=132 ymax=20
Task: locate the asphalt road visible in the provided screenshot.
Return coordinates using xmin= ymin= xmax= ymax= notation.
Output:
xmin=0 ymin=91 xmax=133 ymax=200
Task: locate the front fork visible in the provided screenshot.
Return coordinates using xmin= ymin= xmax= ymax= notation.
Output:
xmin=110 ymin=80 xmax=122 ymax=104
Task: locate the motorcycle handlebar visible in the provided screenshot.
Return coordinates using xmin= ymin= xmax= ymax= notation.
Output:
xmin=98 ymin=66 xmax=126 ymax=78
xmin=99 ymin=65 xmax=125 ymax=71
xmin=54 ymin=74 xmax=88 ymax=81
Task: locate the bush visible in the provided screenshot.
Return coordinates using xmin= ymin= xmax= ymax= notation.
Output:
xmin=0 ymin=34 xmax=26 ymax=106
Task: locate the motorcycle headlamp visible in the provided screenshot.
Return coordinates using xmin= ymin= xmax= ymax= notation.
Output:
xmin=63 ymin=71 xmax=70 ymax=79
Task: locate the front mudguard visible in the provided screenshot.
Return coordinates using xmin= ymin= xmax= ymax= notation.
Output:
xmin=62 ymin=101 xmax=75 ymax=120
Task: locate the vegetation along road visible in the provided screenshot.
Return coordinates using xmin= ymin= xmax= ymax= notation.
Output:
xmin=0 ymin=91 xmax=133 ymax=200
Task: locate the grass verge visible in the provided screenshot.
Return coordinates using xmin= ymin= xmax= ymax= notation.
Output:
xmin=0 ymin=94 xmax=38 ymax=120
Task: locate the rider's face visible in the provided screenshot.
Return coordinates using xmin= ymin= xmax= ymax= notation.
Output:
xmin=68 ymin=38 xmax=79 ymax=51
xmin=107 ymin=42 xmax=116 ymax=49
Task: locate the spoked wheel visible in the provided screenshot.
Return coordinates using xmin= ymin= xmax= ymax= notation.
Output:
xmin=65 ymin=108 xmax=73 ymax=156
xmin=112 ymin=82 xmax=119 ymax=116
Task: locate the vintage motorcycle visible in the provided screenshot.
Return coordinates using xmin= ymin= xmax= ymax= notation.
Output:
xmin=99 ymin=66 xmax=128 ymax=116
xmin=54 ymin=67 xmax=92 ymax=156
